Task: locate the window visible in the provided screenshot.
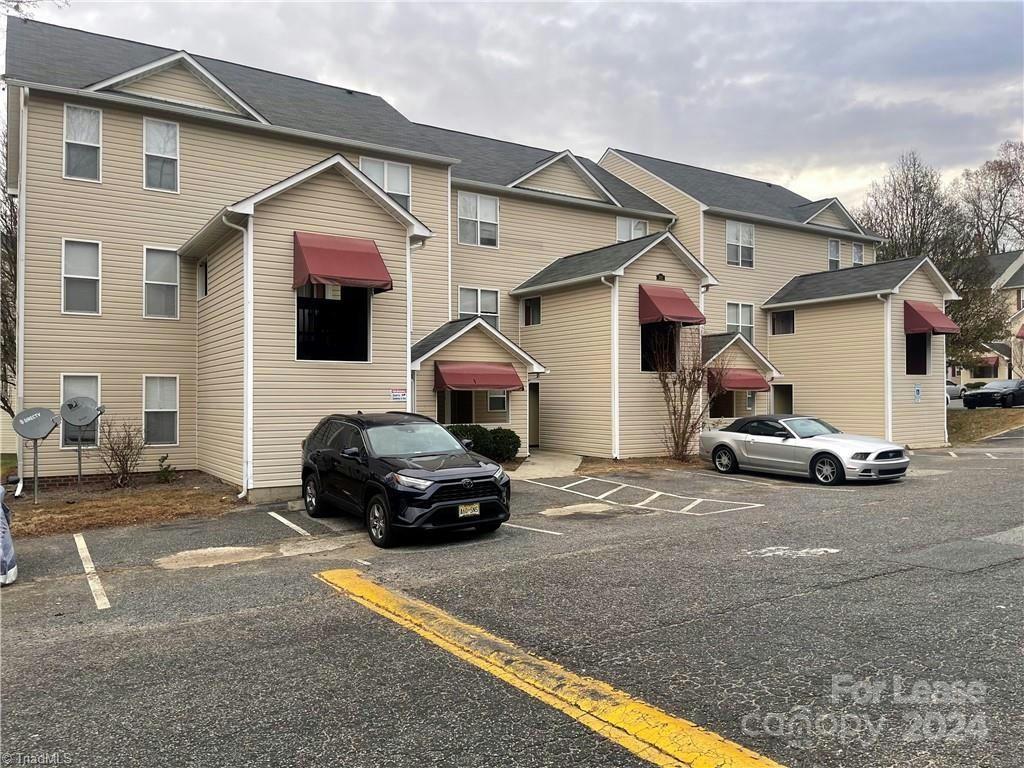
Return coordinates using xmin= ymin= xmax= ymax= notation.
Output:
xmin=746 ymin=391 xmax=757 ymax=411
xmin=197 ymin=261 xmax=208 ymax=300
xmin=727 ymin=302 xmax=754 ymax=343
xmin=738 ymin=420 xmax=784 ymax=437
xmin=330 ymin=423 xmax=365 ymax=454
xmin=144 ymin=248 xmax=180 ymax=319
xmin=726 ymin=220 xmax=754 ymax=268
xmin=459 ymin=287 xmax=499 ymax=327
xmin=770 ymin=310 xmax=795 ymax=336
xmin=360 ymin=158 xmax=411 ymax=210
xmin=487 ymin=390 xmax=508 ymax=412
xmin=144 ymin=118 xmax=179 ymax=192
xmin=61 ymin=374 xmax=99 ymax=448
xmin=458 ymin=192 xmax=499 ymax=247
xmin=852 ymin=242 xmax=864 ymax=266
xmin=641 ymin=322 xmax=677 ymax=372
xmin=616 ymin=217 xmax=648 ymax=242
xmin=905 ymin=333 xmax=929 ymax=375
xmin=64 ymin=105 xmax=101 ymax=181
xmin=144 ymin=376 xmax=178 ymax=446
xmin=523 ymin=297 xmax=541 ymax=327
xmin=296 ymin=284 xmax=370 ymax=361
xmin=828 ymin=239 xmax=841 ymax=271
xmin=62 ymin=240 xmax=101 ymax=314
xmin=972 ymin=363 xmax=998 ymax=378
xmin=1017 ymin=288 xmax=1023 ymax=311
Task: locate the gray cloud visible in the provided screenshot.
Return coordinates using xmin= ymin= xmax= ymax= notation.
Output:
xmin=29 ymin=1 xmax=1024 ymax=204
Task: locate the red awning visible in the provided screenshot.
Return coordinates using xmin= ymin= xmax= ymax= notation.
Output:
xmin=1016 ymin=325 xmax=1024 ymax=339
xmin=977 ymin=355 xmax=999 ymax=366
xmin=293 ymin=231 xmax=393 ymax=292
xmin=904 ymin=299 xmax=959 ymax=335
xmin=638 ymin=284 xmax=705 ymax=325
xmin=434 ymin=361 xmax=524 ymax=391
xmin=711 ymin=368 xmax=771 ymax=392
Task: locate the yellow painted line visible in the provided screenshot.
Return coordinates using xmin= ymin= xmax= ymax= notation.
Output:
xmin=316 ymin=569 xmax=784 ymax=768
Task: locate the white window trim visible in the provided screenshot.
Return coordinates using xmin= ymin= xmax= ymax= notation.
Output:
xmin=725 ymin=220 xmax=755 ymax=269
xmin=143 ymin=374 xmax=180 ymax=447
xmin=63 ymin=104 xmax=103 ymax=183
xmin=458 ymin=285 xmax=500 ymax=327
xmin=59 ymin=372 xmax=101 ymax=450
xmin=197 ymin=259 xmax=208 ymax=301
xmin=521 ymin=296 xmax=542 ymax=327
xmin=61 ymin=238 xmax=102 ymax=316
xmin=852 ymin=242 xmax=864 ymax=266
xmin=487 ymin=390 xmax=508 ymax=412
xmin=726 ymin=302 xmax=755 ymax=345
xmin=457 ymin=191 xmax=500 ymax=249
xmin=616 ymin=216 xmax=648 ymax=243
xmin=769 ymin=309 xmax=795 ymax=336
xmin=143 ymin=246 xmax=181 ymax=320
xmin=359 ymin=156 xmax=413 ymax=210
xmin=142 ymin=116 xmax=181 ymax=194
xmin=292 ymin=288 xmax=374 ymax=365
xmin=745 ymin=391 xmax=756 ymax=411
xmin=828 ymin=238 xmax=842 ymax=271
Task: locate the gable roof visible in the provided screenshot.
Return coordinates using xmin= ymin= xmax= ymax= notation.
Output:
xmin=510 ymin=231 xmax=717 ymax=296
xmin=5 ymin=19 xmax=454 ymax=160
xmin=982 ymin=341 xmax=1011 ymax=361
xmin=763 ymin=257 xmax=959 ymax=308
xmin=984 ymin=250 xmax=1024 ymax=286
xmin=701 ymin=332 xmax=781 ymax=377
xmin=508 ymin=149 xmax=618 ymax=205
xmin=1003 ymin=263 xmax=1024 ymax=290
xmin=410 ymin=317 xmax=546 ymax=373
xmin=606 ymin=148 xmax=881 ymax=241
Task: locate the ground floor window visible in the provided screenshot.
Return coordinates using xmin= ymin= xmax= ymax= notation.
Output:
xmin=709 ymin=391 xmax=734 ymax=419
xmin=487 ymin=390 xmax=507 ymax=412
xmin=296 ymin=284 xmax=370 ymax=361
xmin=61 ymin=374 xmax=100 ymax=447
xmin=905 ymin=333 xmax=929 ymax=375
xmin=772 ymin=384 xmax=794 ymax=415
xmin=972 ymin=363 xmax=998 ymax=378
xmin=144 ymin=375 xmax=179 ymax=445
xmin=641 ymin=321 xmax=677 ymax=372
xmin=436 ymin=390 xmax=474 ymax=424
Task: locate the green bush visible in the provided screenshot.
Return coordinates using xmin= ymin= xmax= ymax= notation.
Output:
xmin=486 ymin=428 xmax=521 ymax=462
xmin=446 ymin=424 xmax=493 ymax=455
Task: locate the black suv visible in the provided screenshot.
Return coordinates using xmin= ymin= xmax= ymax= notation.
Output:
xmin=301 ymin=412 xmax=511 ymax=547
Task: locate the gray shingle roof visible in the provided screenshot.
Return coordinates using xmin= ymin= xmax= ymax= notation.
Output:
xmin=701 ymin=332 xmax=743 ymax=364
xmin=763 ymin=258 xmax=925 ymax=307
xmin=415 ymin=124 xmax=671 ymax=214
xmin=512 ymin=233 xmax=664 ymax=294
xmin=5 ymin=19 xmax=451 ymax=157
xmin=410 ymin=318 xmax=477 ymax=362
xmin=1003 ymin=263 xmax=1024 ymax=290
xmin=984 ymin=341 xmax=1011 ymax=360
xmin=985 ymin=250 xmax=1023 ymax=282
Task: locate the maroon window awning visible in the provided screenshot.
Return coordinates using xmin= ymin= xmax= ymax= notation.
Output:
xmin=1016 ymin=325 xmax=1024 ymax=340
xmin=977 ymin=355 xmax=999 ymax=366
xmin=711 ymin=368 xmax=771 ymax=392
xmin=434 ymin=361 xmax=524 ymax=391
xmin=638 ymin=284 xmax=706 ymax=325
xmin=293 ymin=231 xmax=393 ymax=292
xmin=904 ymin=299 xmax=959 ymax=335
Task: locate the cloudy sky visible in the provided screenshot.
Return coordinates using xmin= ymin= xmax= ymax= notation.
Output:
xmin=16 ymin=1 xmax=1024 ymax=205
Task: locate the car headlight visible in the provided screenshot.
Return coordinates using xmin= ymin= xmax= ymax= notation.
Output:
xmin=851 ymin=452 xmax=870 ymax=461
xmin=392 ymin=472 xmax=434 ymax=491
xmin=493 ymin=466 xmax=506 ymax=483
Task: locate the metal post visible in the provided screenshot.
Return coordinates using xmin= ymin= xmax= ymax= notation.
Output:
xmin=76 ymin=424 xmax=83 ymax=492
xmin=32 ymin=438 xmax=39 ymax=505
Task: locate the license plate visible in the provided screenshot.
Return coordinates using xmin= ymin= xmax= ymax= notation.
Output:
xmin=458 ymin=503 xmax=480 ymax=518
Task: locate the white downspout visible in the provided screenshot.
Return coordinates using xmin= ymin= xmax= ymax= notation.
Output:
xmin=601 ymin=276 xmax=620 ymax=458
xmin=406 ymin=239 xmax=420 ymax=412
xmin=14 ymin=87 xmax=29 ymax=497
xmin=222 ymin=215 xmax=251 ymax=498
xmin=879 ymin=294 xmax=893 ymax=441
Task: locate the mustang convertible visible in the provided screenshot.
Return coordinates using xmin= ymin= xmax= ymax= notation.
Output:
xmin=699 ymin=415 xmax=910 ymax=485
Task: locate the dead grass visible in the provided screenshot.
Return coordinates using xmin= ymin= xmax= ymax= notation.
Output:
xmin=8 ymin=472 xmax=245 ymax=538
xmin=947 ymin=408 xmax=1024 ymax=445
xmin=1 ymin=453 xmax=16 ymax=482
xmin=577 ymin=455 xmax=702 ymax=476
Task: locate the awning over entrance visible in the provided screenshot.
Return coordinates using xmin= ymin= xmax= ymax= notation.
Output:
xmin=904 ymin=299 xmax=959 ymax=335
xmin=977 ymin=355 xmax=1000 ymax=366
xmin=638 ymin=283 xmax=705 ymax=325
xmin=1017 ymin=325 xmax=1024 ymax=339
xmin=433 ymin=361 xmax=525 ymax=391
xmin=293 ymin=231 xmax=393 ymax=291
xmin=711 ymin=368 xmax=771 ymax=392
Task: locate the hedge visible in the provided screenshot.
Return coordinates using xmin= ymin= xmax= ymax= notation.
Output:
xmin=445 ymin=424 xmax=521 ymax=462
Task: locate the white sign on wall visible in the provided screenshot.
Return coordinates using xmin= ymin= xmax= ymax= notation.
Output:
xmin=390 ymin=388 xmax=407 ymax=403
xmin=914 ymin=384 xmax=922 ymax=403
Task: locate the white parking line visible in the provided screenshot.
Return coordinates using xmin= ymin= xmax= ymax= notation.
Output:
xmin=596 ymin=484 xmax=627 ymax=499
xmin=73 ymin=533 xmax=110 ymax=610
xmin=985 ymin=453 xmax=999 ymax=460
xmin=638 ymin=492 xmax=662 ymax=506
xmin=948 ymin=451 xmax=958 ymax=457
xmin=560 ymin=478 xmax=591 ymax=489
xmin=505 ymin=522 xmax=564 ymax=536
xmin=675 ymin=499 xmax=703 ymax=514
xmin=268 ymin=511 xmax=311 ymax=536
xmin=354 ymin=559 xmax=372 ymax=566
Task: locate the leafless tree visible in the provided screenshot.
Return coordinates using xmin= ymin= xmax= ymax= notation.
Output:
xmin=97 ymin=420 xmax=146 ymax=488
xmin=953 ymin=140 xmax=1024 ymax=254
xmin=1012 ymin=335 xmax=1024 ymax=379
xmin=3 ymin=0 xmax=67 ymax=17
xmin=1 ymin=129 xmax=16 ymax=417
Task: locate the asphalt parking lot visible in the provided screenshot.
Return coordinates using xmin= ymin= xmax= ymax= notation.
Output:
xmin=2 ymin=434 xmax=1021 ymax=767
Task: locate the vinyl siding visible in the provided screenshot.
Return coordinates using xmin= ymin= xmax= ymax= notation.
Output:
xmin=250 ymin=170 xmax=410 ymax=490
xmin=412 ymin=328 xmax=528 ymax=455
xmin=117 ymin=63 xmax=243 ymax=114
xmin=806 ymin=205 xmax=854 ymax=231
xmin=517 ymin=158 xmax=604 ymax=201
xmin=766 ymin=298 xmax=886 ymax=437
xmin=196 ymin=231 xmax=244 ymax=486
xmin=617 ymin=242 xmax=704 ymax=457
xmin=520 ymin=281 xmax=612 ymax=456
xmin=598 ymin=151 xmax=702 ymax=255
xmin=890 ymin=272 xmax=949 ymax=447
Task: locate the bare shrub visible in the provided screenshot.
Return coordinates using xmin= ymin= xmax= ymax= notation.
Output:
xmin=97 ymin=420 xmax=146 ymax=488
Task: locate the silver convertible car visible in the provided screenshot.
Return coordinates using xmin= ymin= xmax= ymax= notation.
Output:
xmin=699 ymin=415 xmax=910 ymax=485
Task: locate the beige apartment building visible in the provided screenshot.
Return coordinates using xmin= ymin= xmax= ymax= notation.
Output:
xmin=5 ymin=20 xmax=962 ymax=500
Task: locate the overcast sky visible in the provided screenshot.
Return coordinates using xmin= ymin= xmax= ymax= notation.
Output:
xmin=18 ymin=1 xmax=1024 ymax=205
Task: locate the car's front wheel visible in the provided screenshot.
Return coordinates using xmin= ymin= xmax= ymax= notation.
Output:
xmin=366 ymin=493 xmax=396 ymax=548
xmin=712 ymin=446 xmax=737 ymax=474
xmin=304 ymin=474 xmax=325 ymax=517
xmin=811 ymin=454 xmax=844 ymax=486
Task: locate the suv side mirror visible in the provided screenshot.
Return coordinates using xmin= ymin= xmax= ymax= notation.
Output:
xmin=461 ymin=438 xmax=473 ymax=450
xmin=773 ymin=431 xmax=790 ymax=439
xmin=342 ymin=446 xmax=361 ymax=458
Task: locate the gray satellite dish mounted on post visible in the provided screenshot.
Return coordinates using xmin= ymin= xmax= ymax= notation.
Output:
xmin=12 ymin=407 xmax=60 ymax=504
xmin=60 ymin=397 xmax=105 ymax=493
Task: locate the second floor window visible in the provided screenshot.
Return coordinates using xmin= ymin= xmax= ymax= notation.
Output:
xmin=616 ymin=217 xmax=648 ymax=242
xmin=458 ymin=192 xmax=499 ymax=247
xmin=64 ymin=105 xmax=101 ymax=181
xmin=144 ymin=248 xmax=180 ymax=319
xmin=726 ymin=220 xmax=754 ymax=268
xmin=144 ymin=118 xmax=179 ymax=192
xmin=63 ymin=240 xmax=101 ymax=315
xmin=852 ymin=242 xmax=864 ymax=266
xmin=459 ymin=287 xmax=499 ymax=327
xmin=828 ymin=239 xmax=841 ymax=271
xmin=360 ymin=158 xmax=411 ymax=210
xmin=727 ymin=302 xmax=754 ymax=343
xmin=771 ymin=310 xmax=795 ymax=335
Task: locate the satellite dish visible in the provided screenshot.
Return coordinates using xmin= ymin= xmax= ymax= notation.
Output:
xmin=13 ymin=407 xmax=60 ymax=441
xmin=60 ymin=397 xmax=105 ymax=427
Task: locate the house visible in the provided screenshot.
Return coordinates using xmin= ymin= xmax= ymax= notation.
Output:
xmin=598 ymin=149 xmax=960 ymax=445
